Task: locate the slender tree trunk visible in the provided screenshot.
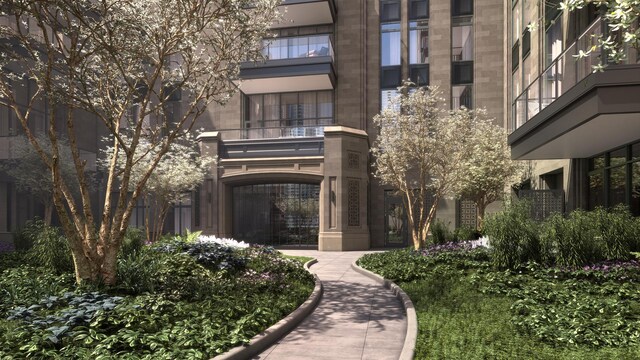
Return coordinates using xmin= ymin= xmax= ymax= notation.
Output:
xmin=477 ymin=203 xmax=487 ymax=232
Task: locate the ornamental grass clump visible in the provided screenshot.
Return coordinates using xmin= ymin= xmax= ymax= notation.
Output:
xmin=483 ymin=201 xmax=541 ymax=269
xmin=540 ymin=205 xmax=640 ymax=268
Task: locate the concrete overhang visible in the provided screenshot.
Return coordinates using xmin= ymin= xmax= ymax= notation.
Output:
xmin=273 ymin=0 xmax=336 ymax=28
xmin=238 ymin=56 xmax=336 ymax=94
xmin=509 ymin=65 xmax=640 ymax=160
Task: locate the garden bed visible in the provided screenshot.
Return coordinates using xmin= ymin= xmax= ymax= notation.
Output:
xmin=0 ymin=225 xmax=315 ymax=359
xmin=358 ymin=246 xmax=640 ymax=359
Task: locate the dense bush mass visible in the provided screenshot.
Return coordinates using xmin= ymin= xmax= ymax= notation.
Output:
xmin=484 ymin=203 xmax=640 ymax=269
xmin=0 ymin=229 xmax=314 ymax=359
xmin=358 ymin=238 xmax=640 ymax=359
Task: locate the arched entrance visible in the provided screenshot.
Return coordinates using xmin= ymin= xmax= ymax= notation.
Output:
xmin=232 ymin=183 xmax=320 ymax=246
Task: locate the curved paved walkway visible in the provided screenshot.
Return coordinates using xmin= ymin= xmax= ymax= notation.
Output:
xmin=254 ymin=250 xmax=406 ymax=360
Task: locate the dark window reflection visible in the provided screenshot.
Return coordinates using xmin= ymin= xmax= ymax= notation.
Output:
xmin=588 ymin=171 xmax=603 ymax=210
xmin=384 ymin=191 xmax=408 ymax=246
xmin=608 ymin=166 xmax=626 ymax=207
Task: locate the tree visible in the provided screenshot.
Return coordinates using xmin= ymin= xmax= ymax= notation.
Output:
xmin=1 ymin=134 xmax=84 ymax=225
xmin=0 ymin=0 xmax=280 ymax=284
xmin=561 ymin=0 xmax=640 ymax=69
xmin=371 ymin=83 xmax=473 ymax=250
xmin=100 ymin=132 xmax=215 ymax=244
xmin=455 ymin=110 xmax=524 ymax=231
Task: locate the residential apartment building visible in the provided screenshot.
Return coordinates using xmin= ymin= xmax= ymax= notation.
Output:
xmin=0 ymin=0 xmax=507 ymax=251
xmin=194 ymin=0 xmax=506 ymax=250
xmin=507 ymin=1 xmax=640 ymax=216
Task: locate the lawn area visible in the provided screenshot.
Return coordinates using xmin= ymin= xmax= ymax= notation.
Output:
xmin=358 ymin=247 xmax=640 ymax=360
xmin=0 ymin=221 xmax=315 ymax=359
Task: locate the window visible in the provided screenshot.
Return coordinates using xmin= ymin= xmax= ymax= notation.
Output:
xmin=588 ymin=142 xmax=640 ymax=215
xmin=452 ymin=0 xmax=473 ymax=16
xmin=512 ymin=1 xmax=521 ymax=46
xmin=410 ymin=65 xmax=429 ymax=86
xmin=452 ymin=85 xmax=473 ymax=109
xmin=522 ymin=25 xmax=531 ymax=58
xmin=452 ymin=62 xmax=473 ymax=85
xmin=409 ymin=0 xmax=429 ymax=20
xmin=381 ymin=0 xmax=401 ymax=22
xmin=381 ymin=67 xmax=402 ymax=89
xmin=452 ymin=25 xmax=473 ymax=62
xmin=544 ymin=1 xmax=563 ymax=67
xmin=384 ymin=190 xmax=408 ymax=246
xmin=381 ymin=23 xmax=401 ymax=66
xmin=512 ymin=40 xmax=520 ymax=70
xmin=174 ymin=193 xmax=192 ymax=235
xmin=243 ymin=91 xmax=334 ymax=139
xmin=381 ymin=89 xmax=400 ymax=111
xmin=409 ymin=21 xmax=429 ymax=64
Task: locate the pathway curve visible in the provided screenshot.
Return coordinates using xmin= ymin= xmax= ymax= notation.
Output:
xmin=254 ymin=250 xmax=406 ymax=360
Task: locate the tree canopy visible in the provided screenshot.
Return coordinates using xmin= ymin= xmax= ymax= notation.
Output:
xmin=0 ymin=0 xmax=280 ymax=284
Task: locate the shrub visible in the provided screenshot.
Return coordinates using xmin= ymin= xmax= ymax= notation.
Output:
xmin=430 ymin=219 xmax=454 ymax=245
xmin=483 ymin=201 xmax=540 ymax=269
xmin=120 ymin=227 xmax=145 ymax=257
xmin=454 ymin=225 xmax=477 ymax=241
xmin=25 ymin=220 xmax=73 ymax=274
xmin=540 ymin=206 xmax=639 ymax=267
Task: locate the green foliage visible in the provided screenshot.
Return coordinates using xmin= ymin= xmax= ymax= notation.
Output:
xmin=360 ymin=248 xmax=640 ymax=358
xmin=0 ymin=241 xmax=314 ymax=358
xmin=430 ymin=219 xmax=454 ymax=245
xmin=540 ymin=206 xmax=640 ymax=267
xmin=484 ymin=201 xmax=541 ymax=269
xmin=454 ymin=225 xmax=478 ymax=241
xmin=23 ymin=220 xmax=73 ymax=274
xmin=120 ymin=227 xmax=146 ymax=258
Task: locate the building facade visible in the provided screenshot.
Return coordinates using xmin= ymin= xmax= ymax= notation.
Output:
xmin=1 ymin=0 xmax=507 ymax=251
xmin=194 ymin=0 xmax=507 ymax=250
xmin=507 ymin=0 xmax=640 ymax=216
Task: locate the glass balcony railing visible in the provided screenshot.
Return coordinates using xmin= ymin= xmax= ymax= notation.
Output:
xmin=217 ymin=118 xmax=333 ymax=141
xmin=510 ymin=18 xmax=622 ymax=132
xmin=262 ymin=35 xmax=333 ymax=61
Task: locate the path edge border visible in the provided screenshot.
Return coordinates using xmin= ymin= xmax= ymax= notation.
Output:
xmin=212 ymin=258 xmax=323 ymax=360
xmin=351 ymin=259 xmax=417 ymax=360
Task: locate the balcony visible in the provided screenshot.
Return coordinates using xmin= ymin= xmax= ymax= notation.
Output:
xmin=239 ymin=35 xmax=336 ymax=94
xmin=510 ymin=18 xmax=605 ymax=133
xmin=273 ymin=0 xmax=336 ymax=28
xmin=508 ymin=19 xmax=640 ymax=160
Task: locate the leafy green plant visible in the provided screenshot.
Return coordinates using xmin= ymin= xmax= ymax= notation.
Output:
xmin=24 ymin=220 xmax=73 ymax=274
xmin=119 ymin=227 xmax=146 ymax=258
xmin=484 ymin=201 xmax=540 ymax=269
xmin=454 ymin=225 xmax=477 ymax=241
xmin=430 ymin=219 xmax=454 ymax=245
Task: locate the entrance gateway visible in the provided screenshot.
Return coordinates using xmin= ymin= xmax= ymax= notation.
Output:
xmin=232 ymin=183 xmax=320 ymax=246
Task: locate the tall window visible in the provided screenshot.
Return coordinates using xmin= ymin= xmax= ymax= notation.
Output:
xmin=544 ymin=0 xmax=563 ymax=67
xmin=174 ymin=193 xmax=193 ymax=235
xmin=409 ymin=9 xmax=429 ymax=87
xmin=244 ymin=91 xmax=333 ymax=139
xmin=381 ymin=0 xmax=402 ymax=109
xmin=588 ymin=142 xmax=640 ymax=216
xmin=452 ymin=19 xmax=473 ymax=108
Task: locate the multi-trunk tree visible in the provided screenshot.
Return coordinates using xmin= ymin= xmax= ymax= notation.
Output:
xmin=0 ymin=0 xmax=280 ymax=285
xmin=372 ymin=82 xmax=523 ymax=249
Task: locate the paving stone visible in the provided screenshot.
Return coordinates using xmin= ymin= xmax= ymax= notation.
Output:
xmin=253 ymin=250 xmax=406 ymax=360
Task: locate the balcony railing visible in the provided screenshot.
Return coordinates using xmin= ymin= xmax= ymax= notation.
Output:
xmin=262 ymin=35 xmax=333 ymax=62
xmin=216 ymin=118 xmax=333 ymax=141
xmin=510 ymin=18 xmax=618 ymax=132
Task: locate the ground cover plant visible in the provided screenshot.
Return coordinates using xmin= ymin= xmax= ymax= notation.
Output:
xmin=0 ymin=222 xmax=314 ymax=359
xmin=358 ymin=207 xmax=640 ymax=359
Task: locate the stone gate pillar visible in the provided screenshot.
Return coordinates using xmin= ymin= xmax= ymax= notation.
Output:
xmin=319 ymin=126 xmax=370 ymax=251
